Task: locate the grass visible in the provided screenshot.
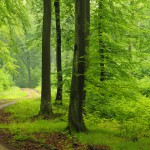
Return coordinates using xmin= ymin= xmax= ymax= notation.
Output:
xmin=0 ymin=95 xmax=150 ymax=149
xmin=77 ymin=121 xmax=150 ymax=150
xmin=0 ymin=87 xmax=27 ymax=100
xmin=35 ymin=86 xmax=41 ymax=93
xmin=9 ymin=120 xmax=67 ymax=135
xmin=5 ymin=99 xmax=67 ymax=133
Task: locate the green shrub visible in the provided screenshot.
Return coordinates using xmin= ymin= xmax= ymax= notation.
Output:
xmin=0 ymin=69 xmax=13 ymax=91
xmin=139 ymin=76 xmax=150 ymax=97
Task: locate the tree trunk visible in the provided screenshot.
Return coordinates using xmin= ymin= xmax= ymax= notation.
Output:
xmin=26 ymin=52 xmax=32 ymax=88
xmin=54 ymin=0 xmax=63 ymax=104
xmin=27 ymin=65 xmax=32 ymax=87
xmin=99 ymin=0 xmax=105 ymax=82
xmin=85 ymin=0 xmax=90 ymax=57
xmin=39 ymin=0 xmax=53 ymax=116
xmin=68 ymin=0 xmax=89 ymax=132
xmin=83 ymin=0 xmax=90 ymax=111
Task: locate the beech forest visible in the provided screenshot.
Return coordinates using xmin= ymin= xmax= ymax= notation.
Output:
xmin=0 ymin=0 xmax=150 ymax=149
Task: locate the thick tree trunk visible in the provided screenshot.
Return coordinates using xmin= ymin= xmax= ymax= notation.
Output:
xmin=39 ymin=0 xmax=53 ymax=116
xmin=83 ymin=0 xmax=90 ymax=111
xmin=54 ymin=0 xmax=63 ymax=104
xmin=68 ymin=0 xmax=88 ymax=132
xmin=99 ymin=0 xmax=105 ymax=82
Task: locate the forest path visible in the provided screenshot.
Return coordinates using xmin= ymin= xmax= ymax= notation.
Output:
xmin=0 ymin=88 xmax=41 ymax=150
xmin=0 ymin=145 xmax=8 ymax=150
xmin=21 ymin=88 xmax=41 ymax=99
xmin=0 ymin=88 xmax=41 ymax=110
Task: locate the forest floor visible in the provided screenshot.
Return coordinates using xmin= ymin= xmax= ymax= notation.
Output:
xmin=0 ymin=89 xmax=110 ymax=150
xmin=0 ymin=88 xmax=41 ymax=150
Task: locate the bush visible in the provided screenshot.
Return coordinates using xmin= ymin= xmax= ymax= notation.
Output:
xmin=139 ymin=76 xmax=150 ymax=97
xmin=0 ymin=69 xmax=13 ymax=91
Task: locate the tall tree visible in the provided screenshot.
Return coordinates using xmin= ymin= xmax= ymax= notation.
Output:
xmin=39 ymin=0 xmax=53 ymax=116
xmin=54 ymin=0 xmax=63 ymax=104
xmin=68 ymin=0 xmax=89 ymax=132
xmin=98 ymin=0 xmax=105 ymax=82
xmin=85 ymin=0 xmax=90 ymax=69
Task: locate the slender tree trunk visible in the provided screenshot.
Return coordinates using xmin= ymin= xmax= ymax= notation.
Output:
xmin=26 ymin=52 xmax=32 ymax=88
xmin=20 ymin=48 xmax=32 ymax=87
xmin=99 ymin=0 xmax=105 ymax=81
xmin=27 ymin=65 xmax=31 ymax=87
xmin=54 ymin=0 xmax=63 ymax=104
xmin=68 ymin=0 xmax=88 ymax=132
xmin=39 ymin=0 xmax=53 ymax=116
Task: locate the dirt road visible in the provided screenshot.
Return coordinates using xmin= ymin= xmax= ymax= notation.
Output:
xmin=21 ymin=88 xmax=41 ymax=98
xmin=0 ymin=144 xmax=8 ymax=150
xmin=0 ymin=88 xmax=40 ymax=110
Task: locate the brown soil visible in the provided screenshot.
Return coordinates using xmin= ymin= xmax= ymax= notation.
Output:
xmin=0 ymin=128 xmax=110 ymax=150
xmin=0 ymin=112 xmax=111 ymax=150
xmin=0 ymin=109 xmax=11 ymax=124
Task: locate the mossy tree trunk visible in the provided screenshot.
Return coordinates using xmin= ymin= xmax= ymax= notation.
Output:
xmin=68 ymin=0 xmax=89 ymax=132
xmin=39 ymin=0 xmax=53 ymax=116
xmin=54 ymin=0 xmax=63 ymax=104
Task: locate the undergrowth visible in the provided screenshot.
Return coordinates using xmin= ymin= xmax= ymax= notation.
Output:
xmin=0 ymin=93 xmax=150 ymax=149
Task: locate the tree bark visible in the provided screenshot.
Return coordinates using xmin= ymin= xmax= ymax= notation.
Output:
xmin=26 ymin=52 xmax=32 ymax=88
xmin=83 ymin=0 xmax=90 ymax=111
xmin=99 ymin=0 xmax=105 ymax=82
xmin=39 ymin=0 xmax=53 ymax=116
xmin=54 ymin=0 xmax=63 ymax=104
xmin=68 ymin=0 xmax=89 ymax=132
xmin=85 ymin=0 xmax=90 ymax=56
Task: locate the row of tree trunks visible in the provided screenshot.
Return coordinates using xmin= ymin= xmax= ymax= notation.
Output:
xmin=39 ymin=0 xmax=91 ymax=132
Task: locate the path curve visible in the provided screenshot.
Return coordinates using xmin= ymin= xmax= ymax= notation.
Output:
xmin=0 ymin=88 xmax=41 ymax=150
xmin=21 ymin=88 xmax=41 ymax=99
xmin=0 ymin=101 xmax=16 ymax=110
xmin=0 ymin=88 xmax=41 ymax=110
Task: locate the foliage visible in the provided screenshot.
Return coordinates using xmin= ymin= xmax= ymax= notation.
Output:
xmin=139 ymin=76 xmax=150 ymax=97
xmin=0 ymin=69 xmax=13 ymax=91
xmin=0 ymin=0 xmax=30 ymax=90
